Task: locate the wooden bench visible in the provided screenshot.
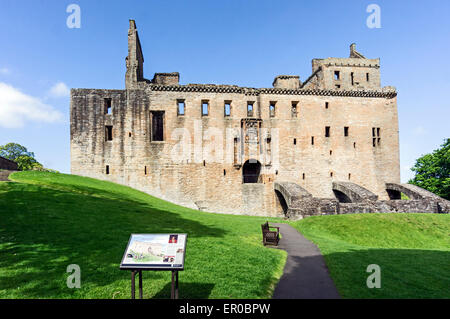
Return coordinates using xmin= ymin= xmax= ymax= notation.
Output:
xmin=261 ymin=222 xmax=280 ymax=246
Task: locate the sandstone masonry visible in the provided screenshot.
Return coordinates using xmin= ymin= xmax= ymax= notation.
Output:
xmin=70 ymin=20 xmax=449 ymax=218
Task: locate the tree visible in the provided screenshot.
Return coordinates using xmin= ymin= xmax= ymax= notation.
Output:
xmin=408 ymin=138 xmax=450 ymax=200
xmin=0 ymin=143 xmax=43 ymax=171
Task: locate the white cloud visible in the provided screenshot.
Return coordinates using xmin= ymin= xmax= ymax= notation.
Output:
xmin=0 ymin=82 xmax=63 ymax=128
xmin=48 ymin=82 xmax=70 ymax=98
xmin=0 ymin=68 xmax=10 ymax=75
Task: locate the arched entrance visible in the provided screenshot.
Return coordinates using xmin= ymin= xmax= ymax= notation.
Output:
xmin=333 ymin=189 xmax=352 ymax=203
xmin=242 ymin=159 xmax=261 ymax=183
xmin=275 ymin=190 xmax=289 ymax=215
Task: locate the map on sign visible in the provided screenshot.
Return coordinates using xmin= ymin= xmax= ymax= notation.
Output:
xmin=120 ymin=234 xmax=187 ymax=270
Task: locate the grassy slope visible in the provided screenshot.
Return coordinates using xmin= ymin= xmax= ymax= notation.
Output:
xmin=0 ymin=171 xmax=286 ymax=299
xmin=291 ymin=214 xmax=450 ymax=298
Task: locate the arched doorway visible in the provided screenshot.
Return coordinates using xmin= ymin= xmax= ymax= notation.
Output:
xmin=333 ymin=189 xmax=352 ymax=203
xmin=275 ymin=190 xmax=288 ymax=215
xmin=242 ymin=159 xmax=261 ymax=183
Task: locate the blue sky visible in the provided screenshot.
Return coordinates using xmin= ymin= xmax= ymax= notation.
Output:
xmin=0 ymin=0 xmax=449 ymax=182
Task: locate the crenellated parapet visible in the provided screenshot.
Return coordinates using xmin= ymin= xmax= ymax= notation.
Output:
xmin=147 ymin=84 xmax=397 ymax=98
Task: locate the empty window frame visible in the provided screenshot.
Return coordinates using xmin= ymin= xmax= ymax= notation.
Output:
xmin=151 ymin=111 xmax=164 ymax=141
xmin=224 ymin=101 xmax=231 ymax=117
xmin=247 ymin=102 xmax=254 ymax=117
xmin=105 ymin=126 xmax=113 ymax=141
xmin=344 ymin=127 xmax=349 ymax=137
xmin=291 ymin=101 xmax=298 ymax=118
xmin=201 ymin=101 xmax=209 ymax=116
xmin=325 ymin=126 xmax=330 ymax=137
xmin=104 ymin=98 xmax=112 ymax=114
xmin=334 ymin=71 xmax=340 ymax=80
xmin=269 ymin=102 xmax=276 ymax=118
xmin=372 ymin=127 xmax=381 ymax=146
xmin=177 ymin=100 xmax=185 ymax=116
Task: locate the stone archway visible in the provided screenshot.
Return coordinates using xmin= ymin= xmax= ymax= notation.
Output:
xmin=332 ymin=189 xmax=353 ymax=203
xmin=242 ymin=159 xmax=261 ymax=183
xmin=275 ymin=190 xmax=289 ymax=215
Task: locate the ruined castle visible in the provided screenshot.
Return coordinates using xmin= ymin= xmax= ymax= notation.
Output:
xmin=70 ymin=20 xmax=449 ymax=218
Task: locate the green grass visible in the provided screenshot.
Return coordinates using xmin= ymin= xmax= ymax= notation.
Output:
xmin=290 ymin=214 xmax=450 ymax=298
xmin=0 ymin=171 xmax=286 ymax=299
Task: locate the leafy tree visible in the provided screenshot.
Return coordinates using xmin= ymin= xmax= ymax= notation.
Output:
xmin=408 ymin=138 xmax=450 ymax=200
xmin=0 ymin=143 xmax=43 ymax=171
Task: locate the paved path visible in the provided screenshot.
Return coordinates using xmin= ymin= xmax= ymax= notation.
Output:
xmin=0 ymin=170 xmax=14 ymax=181
xmin=272 ymin=223 xmax=340 ymax=299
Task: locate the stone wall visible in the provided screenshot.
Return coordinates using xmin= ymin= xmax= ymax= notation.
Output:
xmin=70 ymin=20 xmax=401 ymax=217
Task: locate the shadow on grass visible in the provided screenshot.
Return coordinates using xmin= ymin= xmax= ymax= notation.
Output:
xmin=152 ymin=281 xmax=215 ymax=299
xmin=275 ymin=247 xmax=450 ymax=299
xmin=0 ymin=182 xmax=226 ymax=298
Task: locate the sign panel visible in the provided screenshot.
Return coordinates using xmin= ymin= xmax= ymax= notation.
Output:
xmin=120 ymin=234 xmax=187 ymax=270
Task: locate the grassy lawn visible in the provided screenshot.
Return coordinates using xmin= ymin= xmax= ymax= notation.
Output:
xmin=290 ymin=213 xmax=450 ymax=298
xmin=0 ymin=171 xmax=286 ymax=299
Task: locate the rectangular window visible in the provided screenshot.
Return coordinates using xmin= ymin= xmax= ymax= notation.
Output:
xmin=334 ymin=71 xmax=340 ymax=80
xmin=269 ymin=102 xmax=276 ymax=117
xmin=311 ymin=136 xmax=314 ymax=145
xmin=201 ymin=101 xmax=209 ymax=116
xmin=366 ymin=73 xmax=370 ymax=82
xmin=177 ymin=100 xmax=185 ymax=116
xmin=293 ymin=138 xmax=297 ymax=145
xmin=351 ymin=72 xmax=354 ymax=86
xmin=224 ymin=101 xmax=231 ymax=117
xmin=372 ymin=127 xmax=381 ymax=147
xmin=104 ymin=98 xmax=112 ymax=114
xmin=325 ymin=102 xmax=329 ymax=109
xmin=106 ymin=165 xmax=110 ymax=175
xmin=344 ymin=127 xmax=349 ymax=137
xmin=335 ymin=84 xmax=341 ymax=89
xmin=291 ymin=101 xmax=298 ymax=118
xmin=151 ymin=111 xmax=164 ymax=141
xmin=247 ymin=102 xmax=254 ymax=117
xmin=325 ymin=126 xmax=330 ymax=137
xmin=105 ymin=126 xmax=113 ymax=141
